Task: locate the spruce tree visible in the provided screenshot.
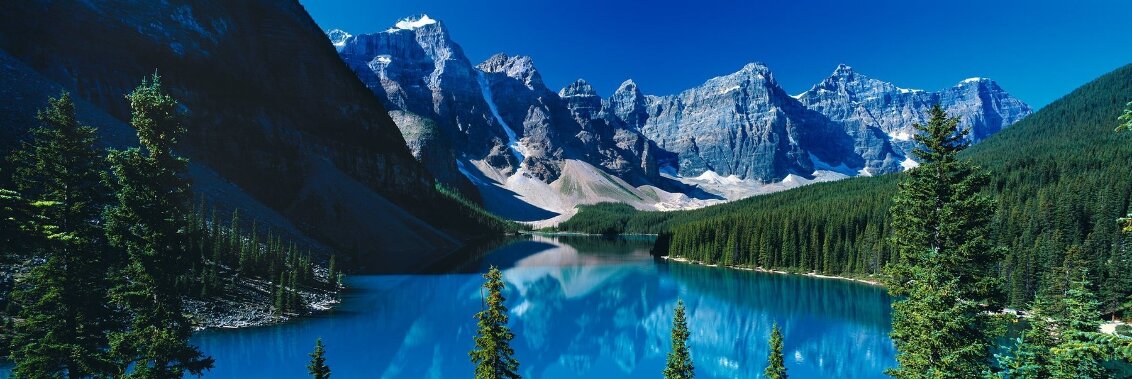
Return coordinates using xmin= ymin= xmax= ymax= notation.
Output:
xmin=6 ymin=91 xmax=120 ymax=378
xmin=764 ymin=323 xmax=787 ymax=379
xmin=327 ymin=254 xmax=340 ymax=289
xmin=997 ymin=297 xmax=1055 ymax=379
xmin=307 ymin=338 xmax=331 ymax=379
xmin=884 ymin=105 xmax=1003 ymax=378
xmin=1048 ymin=269 xmax=1108 ymax=379
xmin=663 ymin=299 xmax=694 ymax=379
xmin=469 ymin=266 xmax=520 ymax=379
xmin=104 ymin=74 xmax=213 ymax=377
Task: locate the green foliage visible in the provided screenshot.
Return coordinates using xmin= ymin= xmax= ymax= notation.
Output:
xmin=104 ymin=74 xmax=213 ymax=377
xmin=1047 ymin=270 xmax=1109 ymax=379
xmin=1116 ymin=325 xmax=1132 ymax=337
xmin=764 ymin=323 xmax=787 ymax=379
xmin=435 ymin=183 xmax=526 ymax=234
xmin=470 ymin=266 xmax=520 ymax=379
xmin=885 ymin=105 xmax=1002 ymax=378
xmin=999 ymin=268 xmax=1116 ymax=378
xmin=664 ymin=299 xmax=694 ymax=379
xmin=186 ymin=205 xmax=330 ymax=315
xmin=560 ymin=63 xmax=1132 ymax=315
xmin=997 ymin=298 xmax=1056 ymax=379
xmin=1117 ymin=100 xmax=1132 ymax=132
xmin=307 ymin=338 xmax=331 ymax=379
xmin=5 ymin=91 xmax=120 ymax=378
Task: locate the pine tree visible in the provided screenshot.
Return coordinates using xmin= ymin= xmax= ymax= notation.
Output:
xmin=764 ymin=323 xmax=787 ymax=379
xmin=327 ymin=254 xmax=339 ymax=289
xmin=469 ymin=266 xmax=520 ymax=379
xmin=1116 ymin=100 xmax=1132 ymax=132
xmin=6 ymin=91 xmax=120 ymax=378
xmin=884 ymin=105 xmax=1003 ymax=378
xmin=663 ymin=299 xmax=694 ymax=379
xmin=307 ymin=338 xmax=331 ymax=379
xmin=104 ymin=74 xmax=213 ymax=377
xmin=997 ymin=297 xmax=1055 ymax=379
xmin=1048 ymin=269 xmax=1108 ymax=379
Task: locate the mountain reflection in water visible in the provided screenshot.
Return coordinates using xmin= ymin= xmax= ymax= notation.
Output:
xmin=191 ymin=234 xmax=896 ymax=378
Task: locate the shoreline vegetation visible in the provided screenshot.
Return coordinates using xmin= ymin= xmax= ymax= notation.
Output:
xmin=660 ymin=255 xmax=883 ymax=286
xmin=661 ymin=254 xmax=1131 ymax=335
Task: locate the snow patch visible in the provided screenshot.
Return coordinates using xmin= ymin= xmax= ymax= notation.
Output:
xmin=456 ymin=160 xmax=490 ymax=186
xmin=719 ymin=85 xmax=740 ymax=94
xmin=889 ymin=130 xmax=912 ymax=141
xmin=896 ymin=87 xmax=923 ymax=94
xmin=961 ymin=77 xmax=985 ymax=84
xmin=809 ymin=153 xmax=858 ymax=176
xmin=476 ymin=70 xmax=526 ymax=163
xmin=693 ymin=170 xmax=747 ymax=186
xmin=373 ymin=55 xmax=391 ymax=64
xmin=390 ymin=15 xmax=437 ymax=31
xmin=901 ymin=157 xmax=920 ymax=170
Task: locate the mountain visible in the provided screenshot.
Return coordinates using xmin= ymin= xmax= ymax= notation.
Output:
xmin=333 ymin=17 xmax=697 ymax=223
xmin=796 ymin=64 xmax=1032 ymax=173
xmin=0 ymin=1 xmax=507 ymax=272
xmin=629 ymin=63 xmax=862 ymax=181
xmin=558 ymin=62 xmax=1132 ymax=311
xmin=329 ymin=15 xmax=1030 ymax=223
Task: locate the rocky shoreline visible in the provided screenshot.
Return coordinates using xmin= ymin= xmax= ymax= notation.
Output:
xmin=183 ymin=265 xmax=342 ymax=330
xmin=661 ymin=255 xmax=883 ymax=286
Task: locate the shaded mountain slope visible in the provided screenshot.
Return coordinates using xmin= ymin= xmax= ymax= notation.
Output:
xmin=0 ymin=0 xmax=508 ymax=272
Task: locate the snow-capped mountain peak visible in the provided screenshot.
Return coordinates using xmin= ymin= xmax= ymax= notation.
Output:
xmin=387 ymin=14 xmax=437 ymax=32
xmin=325 ymin=29 xmax=351 ymax=51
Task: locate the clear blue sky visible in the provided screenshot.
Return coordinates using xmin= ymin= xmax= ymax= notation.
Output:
xmin=299 ymin=0 xmax=1132 ymax=108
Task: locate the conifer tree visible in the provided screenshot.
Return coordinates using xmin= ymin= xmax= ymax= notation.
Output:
xmin=884 ymin=105 xmax=1003 ymax=378
xmin=104 ymin=74 xmax=212 ymax=377
xmin=764 ymin=323 xmax=787 ymax=379
xmin=1048 ymin=270 xmax=1108 ymax=379
xmin=997 ymin=297 xmax=1055 ymax=379
xmin=469 ymin=266 xmax=520 ymax=379
xmin=663 ymin=299 xmax=694 ymax=379
xmin=307 ymin=338 xmax=331 ymax=379
xmin=327 ymin=255 xmax=340 ymax=289
xmin=6 ymin=91 xmax=120 ymax=378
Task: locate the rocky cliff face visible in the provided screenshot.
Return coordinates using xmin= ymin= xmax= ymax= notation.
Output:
xmin=334 ymin=17 xmax=661 ymax=185
xmin=329 ymin=16 xmax=1031 ymax=218
xmin=628 ymin=63 xmax=862 ymax=182
xmin=335 ymin=15 xmax=515 ymax=188
xmin=797 ymin=65 xmax=1032 ymax=172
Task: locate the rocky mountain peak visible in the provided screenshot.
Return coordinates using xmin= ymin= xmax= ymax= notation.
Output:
xmin=325 ymin=29 xmax=351 ymax=51
xmin=615 ymin=79 xmax=640 ymax=95
xmin=477 ymin=53 xmax=544 ymax=89
xmin=559 ymin=78 xmax=598 ymax=98
xmin=610 ymin=79 xmax=648 ymax=130
xmin=832 ymin=63 xmax=855 ymax=77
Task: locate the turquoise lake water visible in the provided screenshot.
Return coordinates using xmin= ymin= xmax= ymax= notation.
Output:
xmin=190 ymin=235 xmax=896 ymax=378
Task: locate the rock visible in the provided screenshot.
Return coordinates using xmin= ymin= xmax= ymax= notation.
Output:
xmin=796 ymin=65 xmax=1033 ymax=173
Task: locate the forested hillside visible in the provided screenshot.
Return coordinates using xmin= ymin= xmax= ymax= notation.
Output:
xmin=559 ymin=63 xmax=1132 ymax=312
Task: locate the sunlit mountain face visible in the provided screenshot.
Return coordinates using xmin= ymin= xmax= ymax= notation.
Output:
xmin=193 ymin=236 xmax=894 ymax=378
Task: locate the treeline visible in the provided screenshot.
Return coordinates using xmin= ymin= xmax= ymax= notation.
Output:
xmin=560 ymin=63 xmax=1132 ymax=313
xmin=187 ymin=205 xmax=342 ymax=315
xmin=435 ymin=183 xmax=527 ymax=235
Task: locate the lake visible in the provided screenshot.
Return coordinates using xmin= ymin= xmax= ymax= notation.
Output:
xmin=190 ymin=234 xmax=897 ymax=378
